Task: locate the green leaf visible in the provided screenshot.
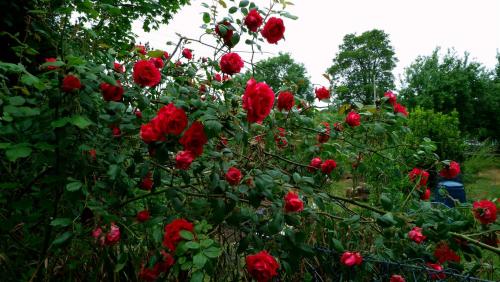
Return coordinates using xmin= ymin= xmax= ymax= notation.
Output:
xmin=218 ymin=0 xmax=227 ymax=8
xmin=200 ymin=239 xmax=214 ymax=248
xmin=377 ymin=212 xmax=397 ymax=227
xmin=203 ymin=246 xmax=222 ymax=258
xmin=66 ymin=181 xmax=82 ymax=192
xmin=185 ymin=241 xmax=200 ymax=249
xmin=239 ymin=0 xmax=249 ymax=7
xmin=179 ymin=230 xmax=194 ymax=240
xmin=52 ymin=231 xmax=73 ymax=245
xmin=101 ymin=75 xmax=117 ymax=86
xmin=70 ymin=115 xmax=92 ymax=129
xmin=228 ymin=6 xmax=238 ymax=14
xmin=20 ymin=74 xmax=40 ymax=86
xmin=292 ymin=172 xmax=301 ymax=183
xmin=51 ymin=117 xmax=71 ymax=128
xmin=50 ymin=218 xmax=72 ymax=227
xmin=332 ymin=238 xmax=344 ymax=252
xmin=0 ymin=62 xmax=26 ymax=73
xmin=193 ymin=253 xmax=208 ymax=268
xmin=147 ymin=50 xmax=164 ymax=58
xmin=8 ymin=96 xmax=25 ymax=106
xmin=6 ymin=146 xmax=32 ymax=161
xmin=190 ymin=271 xmax=204 ymax=282
xmin=40 ymin=60 xmax=65 ymax=69
xmin=281 ymin=11 xmax=298 ymax=20
xmin=202 ymin=12 xmax=210 ymax=24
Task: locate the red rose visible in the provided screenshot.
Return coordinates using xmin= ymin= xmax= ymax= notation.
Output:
xmin=408 ymin=168 xmax=429 ymax=187
xmin=45 ymin=58 xmax=58 ymax=70
xmin=340 ymin=251 xmax=363 ymax=267
xmin=140 ymin=172 xmax=153 ymax=190
xmin=199 ymin=84 xmax=207 ymax=93
xmin=61 ymin=75 xmax=82 ymax=92
xmin=242 ymin=78 xmax=275 ymax=124
xmin=133 ymin=60 xmax=161 ymax=87
xmin=284 ymin=191 xmax=304 ymax=212
xmin=137 ymin=210 xmax=151 ymax=222
xmin=215 ymin=21 xmax=235 ymax=46
xmin=138 ymin=266 xmax=158 ymax=282
xmin=220 ymin=52 xmax=244 ymax=75
xmin=384 ymin=91 xmax=397 ymax=105
xmin=225 ymin=167 xmax=243 ymax=185
xmin=245 ymin=9 xmax=263 ymax=32
xmin=162 ymin=218 xmax=194 ymax=251
xmin=277 ymin=91 xmax=295 ymax=111
xmin=308 ymin=157 xmax=322 ymax=172
xmin=434 ymin=243 xmax=460 ymax=264
xmin=321 ymin=159 xmax=337 ymax=174
xmin=261 ymin=17 xmax=285 ymax=44
xmin=139 ymin=251 xmax=175 ymax=281
xmin=114 ymin=62 xmax=125 ymax=73
xmin=91 ymin=227 xmax=102 ymax=240
xmin=105 ymin=223 xmax=120 ymax=245
xmin=245 ymin=251 xmax=279 ymax=282
xmin=315 ymin=86 xmax=330 ymax=100
xmin=390 ymin=275 xmax=405 ymax=282
xmin=408 ymin=226 xmax=426 ymax=244
xmin=140 ymin=123 xmax=164 ymax=143
xmin=439 ymin=161 xmax=460 ymax=179
xmin=426 ymin=263 xmax=446 ymax=280
xmin=333 ymin=122 xmax=344 ymax=132
xmin=163 ymin=52 xmax=169 ymax=59
xmin=421 ymin=188 xmax=431 ymax=200
xmin=214 ymin=73 xmax=222 ymax=82
xmin=175 ymin=151 xmax=195 ymax=170
xmin=155 ymin=103 xmax=188 ymax=136
xmin=112 ymin=125 xmax=121 ymax=137
xmin=136 ymin=45 xmax=147 ymax=55
xmin=182 ymin=48 xmax=192 ymax=60
xmin=317 ymin=122 xmax=330 ymax=144
xmin=100 ymin=80 xmax=124 ymax=102
xmin=149 ymin=57 xmax=164 ymax=69
xmin=345 ymin=111 xmax=361 ymax=127
xmin=88 ymin=149 xmax=97 ymax=160
xmin=179 ymin=121 xmax=208 ymax=157
xmin=472 ymin=200 xmax=497 ymax=225
xmin=135 ymin=109 xmax=142 ymax=119
xmin=393 ymin=103 xmax=408 ymax=117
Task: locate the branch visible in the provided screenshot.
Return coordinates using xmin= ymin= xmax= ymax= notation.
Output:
xmin=449 ymin=232 xmax=500 ymax=255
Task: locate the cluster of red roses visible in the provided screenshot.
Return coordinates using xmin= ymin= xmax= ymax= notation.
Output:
xmin=274 ymin=127 xmax=287 ymax=148
xmin=308 ymin=157 xmax=337 ymax=175
xmin=140 ymin=103 xmax=208 ymax=171
xmin=384 ymin=91 xmax=408 ymax=117
xmin=317 ymin=122 xmax=331 ymax=144
xmin=408 ymin=167 xmax=431 ymax=200
xmin=91 ymin=223 xmax=121 ymax=246
xmin=138 ymin=250 xmax=175 ymax=281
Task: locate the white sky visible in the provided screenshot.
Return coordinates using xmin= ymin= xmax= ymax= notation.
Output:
xmin=134 ymin=0 xmax=500 ymax=88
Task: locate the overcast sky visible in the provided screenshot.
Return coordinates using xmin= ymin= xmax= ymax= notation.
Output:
xmin=134 ymin=0 xmax=500 ymax=88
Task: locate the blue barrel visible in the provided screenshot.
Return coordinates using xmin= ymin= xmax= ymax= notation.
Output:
xmin=434 ymin=180 xmax=466 ymax=207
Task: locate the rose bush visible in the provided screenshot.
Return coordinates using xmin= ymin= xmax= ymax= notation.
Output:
xmin=0 ymin=0 xmax=498 ymax=281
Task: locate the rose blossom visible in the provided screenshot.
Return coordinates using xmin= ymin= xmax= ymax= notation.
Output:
xmin=182 ymin=48 xmax=192 ymax=60
xmin=215 ymin=21 xmax=234 ymax=46
xmin=408 ymin=168 xmax=430 ymax=187
xmin=317 ymin=122 xmax=330 ymax=144
xmin=105 ymin=223 xmax=120 ymax=245
xmin=421 ymin=188 xmax=431 ymax=200
xmin=384 ymin=91 xmax=397 ymax=105
xmin=219 ymin=52 xmax=244 ymax=75
xmin=393 ymin=103 xmax=408 ymax=117
xmin=242 ymin=78 xmax=275 ymax=123
xmin=133 ymin=60 xmax=161 ymax=87
xmin=308 ymin=157 xmax=322 ymax=172
xmin=340 ymin=251 xmax=363 ymax=267
xmin=61 ymin=75 xmax=82 ymax=92
xmin=149 ymin=57 xmax=164 ymax=69
xmin=44 ymin=58 xmax=58 ymax=70
xmin=261 ymin=17 xmax=285 ymax=44
xmin=245 ymin=9 xmax=263 ymax=32
xmin=345 ymin=111 xmax=361 ymax=127
xmin=315 ymin=86 xmax=330 ymax=100
xmin=284 ymin=191 xmax=304 ymax=212
xmin=162 ymin=218 xmax=194 ymax=251
xmin=225 ymin=167 xmax=243 ymax=185
xmin=472 ymin=200 xmax=497 ymax=225
xmin=321 ymin=159 xmax=337 ymax=174
xmin=135 ymin=45 xmax=147 ymax=55
xmin=390 ymin=275 xmax=405 ymax=282
xmin=246 ymin=251 xmax=279 ymax=282
xmin=439 ymin=161 xmax=460 ymax=179
xmin=274 ymin=127 xmax=287 ymax=148
xmin=140 ymin=172 xmax=153 ymax=190
xmin=277 ymin=91 xmax=295 ymax=111
xmin=408 ymin=226 xmax=426 ymax=244
xmin=434 ymin=242 xmax=460 ymax=264
xmin=137 ymin=210 xmax=151 ymax=222
xmin=154 ymin=103 xmax=188 ymax=136
xmin=99 ymin=80 xmax=124 ymax=102
xmin=179 ymin=121 xmax=208 ymax=157
xmin=114 ymin=62 xmax=125 ymax=73
xmin=175 ymin=151 xmax=195 ymax=170
xmin=426 ymin=263 xmax=446 ymax=280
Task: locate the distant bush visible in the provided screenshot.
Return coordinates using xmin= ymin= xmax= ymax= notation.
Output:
xmin=407 ymin=108 xmax=465 ymax=161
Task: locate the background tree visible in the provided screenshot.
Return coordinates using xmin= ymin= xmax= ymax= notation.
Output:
xmin=326 ymin=29 xmax=397 ymax=105
xmin=240 ymin=52 xmax=313 ymax=101
xmin=400 ymin=48 xmax=499 ymax=140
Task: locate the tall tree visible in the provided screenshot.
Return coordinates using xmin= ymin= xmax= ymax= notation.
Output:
xmin=241 ymin=53 xmax=313 ymax=101
xmin=326 ymin=29 xmax=397 ymax=104
xmin=400 ymin=48 xmax=499 ymax=139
